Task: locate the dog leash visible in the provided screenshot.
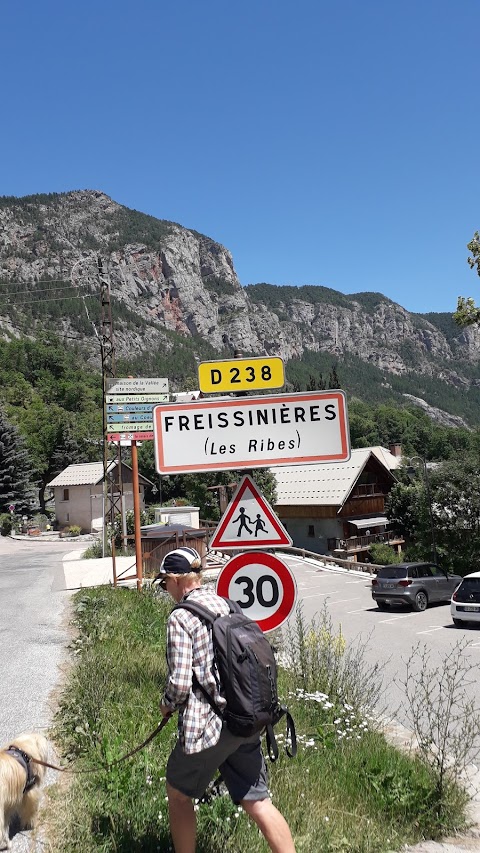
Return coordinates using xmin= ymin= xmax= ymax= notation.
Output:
xmin=30 ymin=715 xmax=172 ymax=775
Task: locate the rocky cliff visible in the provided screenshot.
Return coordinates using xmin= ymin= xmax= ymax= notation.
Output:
xmin=0 ymin=190 xmax=479 ymax=424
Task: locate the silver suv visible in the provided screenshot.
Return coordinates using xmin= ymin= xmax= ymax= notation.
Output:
xmin=372 ymin=562 xmax=462 ymax=612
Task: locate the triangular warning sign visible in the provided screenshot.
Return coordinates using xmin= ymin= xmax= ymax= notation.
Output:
xmin=210 ymin=475 xmax=293 ymax=550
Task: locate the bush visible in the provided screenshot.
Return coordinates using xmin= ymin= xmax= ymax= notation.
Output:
xmin=32 ymin=513 xmax=50 ymax=532
xmin=284 ymin=601 xmax=385 ymax=711
xmin=369 ymin=543 xmax=402 ymax=565
xmin=68 ymin=525 xmax=81 ymax=537
xmin=0 ymin=513 xmax=12 ymax=536
xmin=82 ymin=540 xmax=109 ymax=559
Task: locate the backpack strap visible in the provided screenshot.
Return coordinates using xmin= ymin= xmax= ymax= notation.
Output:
xmin=266 ymin=706 xmax=298 ymax=761
xmin=172 ymin=599 xmax=226 ymax=718
xmin=172 ymin=598 xmax=240 ymax=623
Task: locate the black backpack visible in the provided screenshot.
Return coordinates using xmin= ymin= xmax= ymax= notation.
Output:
xmin=173 ymin=597 xmax=297 ymax=760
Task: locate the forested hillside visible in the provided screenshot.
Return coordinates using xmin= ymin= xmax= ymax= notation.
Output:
xmin=1 ymin=333 xmax=479 ymax=520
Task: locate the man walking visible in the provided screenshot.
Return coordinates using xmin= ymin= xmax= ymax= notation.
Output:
xmin=156 ymin=547 xmax=296 ymax=853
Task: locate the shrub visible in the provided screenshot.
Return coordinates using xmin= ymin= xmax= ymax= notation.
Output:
xmin=68 ymin=525 xmax=81 ymax=537
xmin=0 ymin=513 xmax=12 ymax=536
xmin=82 ymin=540 xmax=109 ymax=559
xmin=32 ymin=513 xmax=50 ymax=532
xmin=284 ymin=602 xmax=385 ymax=712
xmin=369 ymin=542 xmax=402 ymax=565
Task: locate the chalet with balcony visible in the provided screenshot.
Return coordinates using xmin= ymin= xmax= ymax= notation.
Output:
xmin=272 ymin=445 xmax=405 ymax=561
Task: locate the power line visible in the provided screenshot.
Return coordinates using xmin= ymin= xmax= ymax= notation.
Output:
xmin=0 ymin=293 xmax=99 ymax=306
xmin=0 ymin=284 xmax=94 ymax=298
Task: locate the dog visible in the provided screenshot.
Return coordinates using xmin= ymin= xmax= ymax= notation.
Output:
xmin=0 ymin=733 xmax=49 ymax=850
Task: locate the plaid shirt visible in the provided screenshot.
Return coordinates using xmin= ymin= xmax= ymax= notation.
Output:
xmin=163 ymin=587 xmax=230 ymax=754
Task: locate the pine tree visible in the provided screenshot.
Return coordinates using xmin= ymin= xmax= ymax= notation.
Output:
xmin=328 ymin=364 xmax=341 ymax=389
xmin=0 ymin=407 xmax=33 ymax=514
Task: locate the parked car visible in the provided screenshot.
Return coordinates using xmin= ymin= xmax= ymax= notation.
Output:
xmin=371 ymin=562 xmax=462 ymax=612
xmin=451 ymin=572 xmax=480 ymax=627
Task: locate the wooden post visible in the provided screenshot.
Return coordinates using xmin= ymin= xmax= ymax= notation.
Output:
xmin=131 ymin=440 xmax=143 ymax=590
xmin=111 ymin=535 xmax=117 ymax=587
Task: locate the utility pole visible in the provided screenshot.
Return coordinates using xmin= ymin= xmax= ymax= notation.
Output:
xmin=99 ymin=257 xmax=123 ymax=556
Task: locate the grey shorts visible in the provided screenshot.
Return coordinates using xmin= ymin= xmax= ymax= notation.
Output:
xmin=166 ymin=727 xmax=269 ymax=803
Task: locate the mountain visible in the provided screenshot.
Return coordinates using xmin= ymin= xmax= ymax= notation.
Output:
xmin=1 ymin=189 xmax=479 ymax=427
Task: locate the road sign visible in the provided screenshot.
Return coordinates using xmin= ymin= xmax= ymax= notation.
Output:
xmin=107 ymin=431 xmax=154 ymax=441
xmin=106 ymin=378 xmax=169 ymax=395
xmin=153 ymin=390 xmax=350 ymax=474
xmin=198 ymin=356 xmax=285 ymax=394
xmin=106 ymin=394 xmax=169 ymax=404
xmin=210 ymin=475 xmax=292 ymax=550
xmin=109 ymin=421 xmax=154 ymax=432
xmin=107 ymin=403 xmax=160 ymax=413
xmin=216 ymin=552 xmax=297 ymax=632
xmin=105 ymin=378 xmax=169 ymax=443
xmin=107 ymin=413 xmax=154 ymax=423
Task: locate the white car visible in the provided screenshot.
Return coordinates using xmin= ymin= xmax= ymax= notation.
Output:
xmin=451 ymin=571 xmax=480 ymax=626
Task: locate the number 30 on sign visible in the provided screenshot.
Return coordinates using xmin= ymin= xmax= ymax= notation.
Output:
xmin=198 ymin=356 xmax=285 ymax=394
xmin=216 ymin=552 xmax=297 ymax=633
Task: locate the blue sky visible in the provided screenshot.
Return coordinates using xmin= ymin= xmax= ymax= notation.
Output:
xmin=1 ymin=0 xmax=478 ymax=313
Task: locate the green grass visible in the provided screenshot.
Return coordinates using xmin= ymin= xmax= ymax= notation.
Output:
xmin=46 ymin=588 xmax=468 ymax=852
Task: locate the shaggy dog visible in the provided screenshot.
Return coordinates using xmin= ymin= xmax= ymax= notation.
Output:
xmin=0 ymin=733 xmax=49 ymax=850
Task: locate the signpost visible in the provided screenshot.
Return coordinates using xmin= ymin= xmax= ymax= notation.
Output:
xmin=216 ymin=552 xmax=297 ymax=632
xmin=105 ymin=377 xmax=169 ymax=442
xmin=198 ymin=356 xmax=285 ymax=394
xmin=210 ymin=475 xmax=292 ymax=550
xmin=104 ymin=377 xmax=169 ymax=590
xmin=153 ymin=390 xmax=350 ymax=474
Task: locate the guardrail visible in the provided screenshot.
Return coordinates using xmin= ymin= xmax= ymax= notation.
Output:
xmin=273 ymin=545 xmax=380 ymax=575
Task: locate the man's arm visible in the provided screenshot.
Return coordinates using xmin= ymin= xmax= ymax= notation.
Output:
xmin=161 ymin=614 xmax=193 ymax=715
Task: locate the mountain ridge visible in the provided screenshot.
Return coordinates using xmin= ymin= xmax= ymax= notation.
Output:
xmin=1 ymin=189 xmax=479 ymax=427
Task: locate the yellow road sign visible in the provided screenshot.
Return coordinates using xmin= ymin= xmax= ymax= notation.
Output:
xmin=198 ymin=356 xmax=285 ymax=393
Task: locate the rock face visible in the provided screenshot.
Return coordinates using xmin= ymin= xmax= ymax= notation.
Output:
xmin=0 ymin=189 xmax=479 ymax=415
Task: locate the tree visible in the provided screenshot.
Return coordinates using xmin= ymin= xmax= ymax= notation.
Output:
xmin=0 ymin=407 xmax=33 ymax=515
xmin=426 ymin=455 xmax=480 ymax=575
xmin=328 ymin=364 xmax=341 ymax=389
xmin=454 ymin=231 xmax=480 ymax=327
xmin=387 ymin=457 xmax=480 ymax=574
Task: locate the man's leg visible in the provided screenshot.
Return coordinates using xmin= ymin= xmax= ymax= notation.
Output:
xmin=166 ymin=782 xmax=196 ymax=853
xmin=241 ymin=798 xmax=296 ymax=853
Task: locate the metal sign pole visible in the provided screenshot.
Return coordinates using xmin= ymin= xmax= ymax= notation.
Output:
xmin=131 ymin=440 xmax=143 ymax=590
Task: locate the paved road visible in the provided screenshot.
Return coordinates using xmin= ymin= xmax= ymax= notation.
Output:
xmin=281 ymin=553 xmax=480 ymax=732
xmin=0 ymin=536 xmax=83 ymax=851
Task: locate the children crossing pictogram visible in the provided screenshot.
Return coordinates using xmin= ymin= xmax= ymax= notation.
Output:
xmin=209 ymin=475 xmax=292 ymax=550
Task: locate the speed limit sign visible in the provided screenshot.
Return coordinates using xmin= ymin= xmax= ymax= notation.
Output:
xmin=216 ymin=551 xmax=297 ymax=633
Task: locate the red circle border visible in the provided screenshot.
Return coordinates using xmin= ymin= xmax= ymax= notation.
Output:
xmin=216 ymin=551 xmax=297 ymax=632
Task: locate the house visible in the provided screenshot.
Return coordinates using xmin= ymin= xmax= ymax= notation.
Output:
xmin=272 ymin=445 xmax=405 ymax=561
xmin=48 ymin=461 xmax=153 ymax=533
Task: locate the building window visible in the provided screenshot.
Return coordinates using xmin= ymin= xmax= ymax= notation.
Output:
xmin=62 ymin=489 xmax=69 ymax=502
xmin=307 ymin=525 xmax=315 ymax=537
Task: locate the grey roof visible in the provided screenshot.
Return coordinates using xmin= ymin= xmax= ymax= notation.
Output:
xmin=48 ymin=462 xmax=112 ymax=487
xmin=48 ymin=461 xmax=153 ymax=487
xmin=272 ymin=447 xmax=401 ymax=508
